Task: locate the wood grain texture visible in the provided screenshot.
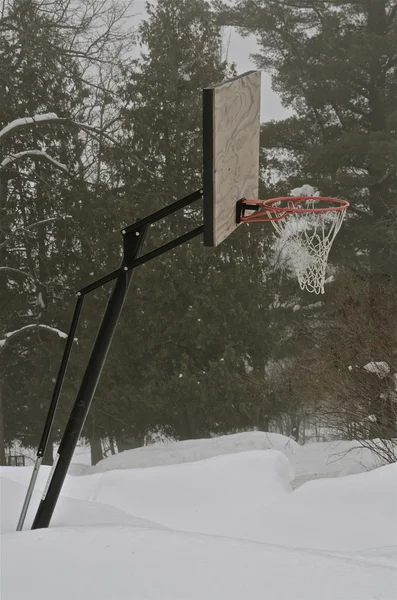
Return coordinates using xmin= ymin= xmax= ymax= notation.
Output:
xmin=203 ymin=71 xmax=261 ymax=247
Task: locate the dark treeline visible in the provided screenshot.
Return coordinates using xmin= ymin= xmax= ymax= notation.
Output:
xmin=1 ymin=0 xmax=396 ymax=466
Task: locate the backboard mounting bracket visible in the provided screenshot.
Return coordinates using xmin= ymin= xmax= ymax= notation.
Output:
xmin=236 ymin=199 xmax=261 ymax=224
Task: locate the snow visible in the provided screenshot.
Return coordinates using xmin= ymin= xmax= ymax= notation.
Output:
xmin=2 ymin=450 xmax=293 ymax=536
xmin=290 ymin=184 xmax=320 ymax=197
xmin=363 ymin=360 xmax=391 ymax=378
xmin=1 ymin=433 xmax=396 ymax=600
xmin=0 ymin=113 xmax=59 ymax=139
xmin=90 ymin=431 xmax=300 ymax=473
xmin=253 ymin=462 xmax=397 ymax=552
xmin=2 ymin=523 xmax=395 ymax=600
xmin=1 ymin=150 xmax=68 ymax=172
xmin=269 ymin=184 xmax=346 ymax=294
xmin=36 ymin=325 xmax=67 ymax=338
xmin=293 ymin=439 xmax=383 ymax=481
xmin=36 ymin=291 xmax=45 ymax=309
xmin=0 ymin=324 xmax=68 ymax=348
xmin=1 ymin=476 xmax=165 ymax=532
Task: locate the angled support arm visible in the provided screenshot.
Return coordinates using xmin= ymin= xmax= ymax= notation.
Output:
xmin=23 ymin=188 xmax=203 ymax=531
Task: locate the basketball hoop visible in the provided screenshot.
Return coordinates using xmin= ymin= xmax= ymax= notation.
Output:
xmin=236 ymin=196 xmax=350 ymax=294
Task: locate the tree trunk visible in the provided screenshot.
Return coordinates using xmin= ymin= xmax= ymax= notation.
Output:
xmin=89 ymin=435 xmax=103 ymax=466
xmin=301 ymin=415 xmax=306 ymax=444
xmin=109 ymin=436 xmax=116 ymax=455
xmin=0 ymin=378 xmax=7 ymax=466
xmin=262 ymin=414 xmax=270 ymax=432
xmin=177 ymin=405 xmax=206 ymax=441
xmin=115 ymin=434 xmax=144 ymax=452
xmin=256 ymin=406 xmax=269 ymax=432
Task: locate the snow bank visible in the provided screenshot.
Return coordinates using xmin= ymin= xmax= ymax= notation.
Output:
xmin=1 ymin=476 xmax=167 ymax=534
xmin=91 ymin=431 xmax=300 ymax=473
xmin=248 ymin=462 xmax=397 ymax=552
xmin=3 ymin=449 xmax=394 ymax=553
xmin=76 ymin=450 xmax=293 ymax=537
xmin=78 ymin=454 xmax=395 ymax=552
xmin=1 ymin=450 xmax=294 ymax=537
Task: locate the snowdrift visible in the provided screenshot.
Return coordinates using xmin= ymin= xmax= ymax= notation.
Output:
xmin=1 ymin=433 xmax=396 ymax=600
xmin=1 ymin=477 xmax=167 ymax=534
xmin=1 ymin=449 xmax=294 ymax=535
xmin=247 ymin=461 xmax=397 ymax=551
xmin=90 ymin=430 xmax=300 ymax=473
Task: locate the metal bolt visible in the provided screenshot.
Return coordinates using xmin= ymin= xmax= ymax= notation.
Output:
xmin=135 ymin=231 xmax=140 ymax=236
xmin=121 ymin=229 xmax=126 ymax=235
xmin=76 ymin=291 xmax=81 ymax=297
xmin=124 ymin=266 xmax=128 ymax=271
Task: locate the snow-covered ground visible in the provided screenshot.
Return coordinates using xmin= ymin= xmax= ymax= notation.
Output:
xmin=88 ymin=431 xmax=300 ymax=473
xmin=1 ymin=432 xmax=397 ymax=599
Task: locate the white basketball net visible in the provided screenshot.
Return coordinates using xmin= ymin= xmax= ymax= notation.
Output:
xmin=266 ymin=198 xmax=347 ymax=294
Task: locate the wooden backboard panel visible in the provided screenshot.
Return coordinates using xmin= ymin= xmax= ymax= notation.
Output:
xmin=203 ymin=71 xmax=261 ymax=247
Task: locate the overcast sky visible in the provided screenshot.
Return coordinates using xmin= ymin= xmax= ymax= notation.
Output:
xmin=130 ymin=2 xmax=291 ymax=123
xmin=223 ymin=27 xmax=292 ymax=122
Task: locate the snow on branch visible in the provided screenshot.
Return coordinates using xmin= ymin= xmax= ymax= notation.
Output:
xmin=0 ymin=323 xmax=74 ymax=353
xmin=1 ymin=150 xmax=68 ymax=173
xmin=363 ymin=361 xmax=390 ymax=378
xmin=0 ymin=113 xmax=59 ymax=140
xmin=0 ymin=112 xmax=158 ymax=179
xmin=0 ymin=113 xmax=118 ymax=145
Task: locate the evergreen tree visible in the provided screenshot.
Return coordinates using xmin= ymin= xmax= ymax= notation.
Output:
xmin=87 ymin=0 xmax=289 ymax=448
xmin=218 ymin=0 xmax=397 ymax=439
xmin=0 ymin=0 xmax=130 ymax=463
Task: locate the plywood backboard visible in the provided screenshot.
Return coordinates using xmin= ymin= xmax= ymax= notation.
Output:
xmin=203 ymin=71 xmax=261 ymax=247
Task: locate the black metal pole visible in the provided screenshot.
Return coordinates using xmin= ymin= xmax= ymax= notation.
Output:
xmin=17 ymin=295 xmax=83 ymax=531
xmin=122 ymin=188 xmax=202 ymax=234
xmin=38 ymin=295 xmax=85 ymax=458
xmin=32 ymin=224 xmax=148 ymax=529
xmin=79 ymin=225 xmax=204 ymax=296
